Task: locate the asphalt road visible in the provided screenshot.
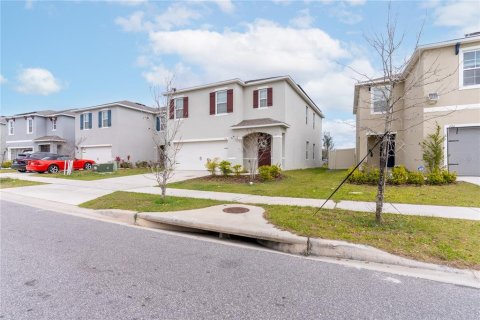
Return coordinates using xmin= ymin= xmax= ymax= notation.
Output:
xmin=1 ymin=201 xmax=479 ymax=320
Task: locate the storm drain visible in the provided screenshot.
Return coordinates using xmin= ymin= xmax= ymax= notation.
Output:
xmin=222 ymin=207 xmax=250 ymax=214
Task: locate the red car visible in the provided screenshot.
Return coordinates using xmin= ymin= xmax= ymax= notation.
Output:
xmin=26 ymin=155 xmax=95 ymax=174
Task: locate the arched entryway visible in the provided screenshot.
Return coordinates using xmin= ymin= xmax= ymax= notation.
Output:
xmin=243 ymin=132 xmax=272 ymax=170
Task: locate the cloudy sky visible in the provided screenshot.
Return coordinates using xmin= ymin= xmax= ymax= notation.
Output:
xmin=1 ymin=0 xmax=479 ymax=147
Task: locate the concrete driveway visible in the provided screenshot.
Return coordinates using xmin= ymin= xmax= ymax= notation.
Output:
xmin=457 ymin=176 xmax=480 ymax=186
xmin=0 ymin=170 xmax=208 ymax=205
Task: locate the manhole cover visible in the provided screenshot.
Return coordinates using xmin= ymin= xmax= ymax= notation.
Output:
xmin=223 ymin=207 xmax=250 ymax=214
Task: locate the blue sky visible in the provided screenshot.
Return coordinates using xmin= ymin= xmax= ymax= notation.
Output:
xmin=1 ymin=0 xmax=479 ymax=147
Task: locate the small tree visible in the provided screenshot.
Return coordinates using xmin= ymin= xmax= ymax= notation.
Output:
xmin=421 ymin=123 xmax=444 ymax=173
xmin=322 ymin=131 xmax=334 ymax=162
xmin=242 ymin=132 xmax=271 ymax=183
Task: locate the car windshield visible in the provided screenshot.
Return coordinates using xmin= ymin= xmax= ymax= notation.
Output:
xmin=41 ymin=156 xmax=58 ymax=160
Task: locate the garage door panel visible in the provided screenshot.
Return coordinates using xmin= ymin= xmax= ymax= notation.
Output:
xmin=175 ymin=141 xmax=228 ymax=170
xmin=82 ymin=146 xmax=112 ymax=164
xmin=448 ymin=126 xmax=480 ymax=176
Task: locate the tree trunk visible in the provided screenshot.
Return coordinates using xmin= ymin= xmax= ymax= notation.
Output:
xmin=375 ymin=136 xmax=388 ymax=224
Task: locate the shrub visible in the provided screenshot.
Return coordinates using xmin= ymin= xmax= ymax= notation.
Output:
xmin=1 ymin=161 xmax=12 ymax=168
xmin=426 ymin=170 xmax=445 ymax=185
xmin=421 ymin=123 xmax=444 ymax=173
xmin=135 ymin=161 xmax=149 ymax=168
xmin=442 ymin=169 xmax=457 ymax=184
xmin=347 ymin=167 xmax=367 ymax=184
xmin=119 ymin=161 xmax=133 ymax=169
xmin=258 ymin=165 xmax=273 ymax=181
xmin=219 ymin=160 xmax=232 ymax=176
xmin=205 ymin=158 xmax=219 ymax=175
xmin=389 ymin=165 xmax=409 ymax=185
xmin=269 ymin=164 xmax=282 ymax=178
xmin=365 ymin=167 xmax=380 ymax=185
xmin=407 ymin=171 xmax=425 ymax=185
xmin=232 ymin=164 xmax=243 ymax=176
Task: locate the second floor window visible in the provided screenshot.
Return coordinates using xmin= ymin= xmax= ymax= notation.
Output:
xmin=80 ymin=112 xmax=92 ymax=130
xmin=175 ymin=98 xmax=184 ymax=119
xmin=27 ymin=118 xmax=33 ymax=134
xmin=8 ymin=120 xmax=14 ymax=135
xmin=306 ymin=141 xmax=309 ymax=159
xmin=52 ymin=118 xmax=57 ymax=131
xmin=216 ymin=90 xmax=228 ymax=114
xmin=463 ymin=49 xmax=480 ymax=87
xmin=98 ymin=110 xmax=111 ymax=128
xmin=305 ymin=107 xmax=308 ymax=124
xmin=259 ymin=88 xmax=267 ymax=107
xmin=313 ymin=143 xmax=316 ymax=160
xmin=372 ymin=86 xmax=389 ymax=113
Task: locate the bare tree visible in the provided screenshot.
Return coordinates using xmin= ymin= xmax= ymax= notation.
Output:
xmin=241 ymin=131 xmax=272 ymax=183
xmin=65 ymin=136 xmax=87 ymax=158
xmin=150 ymin=78 xmax=183 ymax=200
xmin=322 ymin=131 xmax=334 ymax=162
xmin=350 ymin=5 xmax=457 ymax=223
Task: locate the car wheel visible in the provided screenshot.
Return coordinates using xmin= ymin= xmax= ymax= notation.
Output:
xmin=18 ymin=169 xmax=26 ymax=173
xmin=48 ymin=165 xmax=59 ymax=174
xmin=84 ymin=162 xmax=93 ymax=170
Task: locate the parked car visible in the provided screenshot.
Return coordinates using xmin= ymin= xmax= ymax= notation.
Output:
xmin=12 ymin=152 xmax=57 ymax=172
xmin=26 ymin=155 xmax=95 ymax=174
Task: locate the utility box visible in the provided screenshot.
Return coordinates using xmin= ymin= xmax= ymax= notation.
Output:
xmin=93 ymin=163 xmax=114 ymax=173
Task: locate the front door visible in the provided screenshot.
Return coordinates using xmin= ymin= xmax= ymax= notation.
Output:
xmin=380 ymin=134 xmax=395 ymax=168
xmin=258 ymin=134 xmax=271 ymax=167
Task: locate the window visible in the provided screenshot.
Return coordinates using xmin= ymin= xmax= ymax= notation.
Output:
xmin=306 ymin=141 xmax=309 ymax=160
xmin=313 ymin=143 xmax=316 ymax=160
xmin=216 ymin=90 xmax=228 ymax=114
xmin=305 ymin=107 xmax=308 ymax=124
xmin=98 ymin=110 xmax=111 ymax=128
xmin=259 ymin=88 xmax=267 ymax=108
xmin=80 ymin=112 xmax=92 ymax=130
xmin=371 ymin=86 xmax=389 ymax=113
xmin=156 ymin=116 xmax=164 ymax=131
xmin=175 ymin=98 xmax=184 ymax=119
xmin=462 ymin=49 xmax=480 ymax=87
xmin=27 ymin=118 xmax=33 ymax=134
xmin=8 ymin=120 xmax=14 ymax=135
xmin=52 ymin=118 xmax=57 ymax=131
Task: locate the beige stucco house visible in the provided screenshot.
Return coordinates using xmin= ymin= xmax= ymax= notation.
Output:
xmin=353 ymin=33 xmax=480 ymax=176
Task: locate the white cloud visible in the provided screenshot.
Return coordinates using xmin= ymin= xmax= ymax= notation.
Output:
xmin=16 ymin=68 xmax=62 ymax=95
xmin=25 ymin=0 xmax=34 ymax=10
xmin=115 ymin=11 xmax=145 ymax=32
xmin=108 ymin=0 xmax=148 ymax=6
xmin=432 ymin=1 xmax=480 ymax=35
xmin=323 ymin=118 xmax=356 ymax=149
xmin=289 ymin=9 xmax=314 ymax=29
xmin=213 ymin=0 xmax=235 ymax=13
xmin=345 ymin=0 xmax=366 ymax=6
xmin=0 ymin=74 xmax=7 ymax=84
xmin=330 ymin=5 xmax=363 ymax=25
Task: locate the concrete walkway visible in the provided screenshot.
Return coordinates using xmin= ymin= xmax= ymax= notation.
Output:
xmin=1 ymin=171 xmax=479 ymax=220
xmin=457 ymin=176 xmax=480 ymax=186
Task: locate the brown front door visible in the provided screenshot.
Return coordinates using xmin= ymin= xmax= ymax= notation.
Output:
xmin=258 ymin=134 xmax=271 ymax=166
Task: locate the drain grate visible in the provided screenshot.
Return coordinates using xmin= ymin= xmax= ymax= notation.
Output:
xmin=222 ymin=207 xmax=250 ymax=214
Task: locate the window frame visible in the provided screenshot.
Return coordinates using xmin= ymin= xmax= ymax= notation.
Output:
xmin=100 ymin=109 xmax=110 ymax=128
xmin=313 ymin=143 xmax=316 ymax=160
xmin=52 ymin=118 xmax=57 ymax=131
xmin=258 ymin=88 xmax=268 ymax=108
xmin=174 ymin=98 xmax=184 ymax=119
xmin=305 ymin=106 xmax=308 ymax=125
xmin=459 ymin=45 xmax=480 ymax=90
xmin=82 ymin=112 xmax=91 ymax=130
xmin=216 ymin=90 xmax=228 ymax=115
xmin=370 ymin=85 xmax=390 ymax=114
xmin=156 ymin=115 xmax=165 ymax=132
xmin=8 ymin=120 xmax=14 ymax=135
xmin=306 ymin=141 xmax=309 ymax=160
xmin=26 ymin=118 xmax=33 ymax=134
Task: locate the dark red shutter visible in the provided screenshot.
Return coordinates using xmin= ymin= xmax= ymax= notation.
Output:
xmin=183 ymin=97 xmax=188 ymax=118
xmin=267 ymin=88 xmax=273 ymax=107
xmin=209 ymin=92 xmax=215 ymax=115
xmin=227 ymin=89 xmax=233 ymax=113
xmin=253 ymin=90 xmax=258 ymax=108
xmin=169 ymin=99 xmax=174 ymax=119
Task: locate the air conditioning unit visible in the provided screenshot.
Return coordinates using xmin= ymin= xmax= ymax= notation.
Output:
xmin=427 ymin=92 xmax=439 ymax=104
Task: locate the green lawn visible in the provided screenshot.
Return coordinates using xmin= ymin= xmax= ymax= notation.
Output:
xmin=0 ymin=178 xmax=46 ymax=189
xmin=0 ymin=169 xmax=16 ymax=174
xmin=80 ymin=191 xmax=480 ymax=269
xmin=169 ymin=168 xmax=480 ymax=207
xmin=40 ymin=168 xmax=152 ymax=181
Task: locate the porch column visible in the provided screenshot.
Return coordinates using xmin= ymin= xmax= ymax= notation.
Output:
xmin=271 ymin=134 xmax=283 ymax=167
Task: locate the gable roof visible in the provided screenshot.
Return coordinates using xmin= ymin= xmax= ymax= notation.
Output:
xmin=5 ymin=109 xmax=76 ymax=119
xmin=168 ymin=76 xmax=324 ymax=118
xmin=352 ymin=34 xmax=480 ymax=114
xmin=73 ymin=100 xmax=157 ymax=114
xmin=231 ymin=118 xmax=290 ymax=129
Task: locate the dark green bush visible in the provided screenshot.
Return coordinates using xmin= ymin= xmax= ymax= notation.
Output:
xmin=258 ymin=165 xmax=273 ymax=181
xmin=426 ymin=170 xmax=445 ymax=185
xmin=389 ymin=165 xmax=409 ymax=185
xmin=1 ymin=161 xmax=12 ymax=168
xmin=269 ymin=165 xmax=282 ymax=178
xmin=219 ymin=160 xmax=232 ymax=176
xmin=442 ymin=169 xmax=457 ymax=184
xmin=119 ymin=161 xmax=133 ymax=169
xmin=407 ymin=171 xmax=425 ymax=185
xmin=365 ymin=167 xmax=380 ymax=185
xmin=347 ymin=167 xmax=367 ymax=184
xmin=135 ymin=160 xmax=149 ymax=168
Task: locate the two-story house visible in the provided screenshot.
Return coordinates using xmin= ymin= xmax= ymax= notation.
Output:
xmin=73 ymin=100 xmax=158 ymax=163
xmin=353 ymin=33 xmax=480 ymax=176
xmin=0 ymin=117 xmax=7 ymax=163
xmin=167 ymin=76 xmax=324 ymax=170
xmin=4 ymin=110 xmax=75 ymax=160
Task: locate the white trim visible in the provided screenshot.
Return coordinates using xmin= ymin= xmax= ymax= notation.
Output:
xmin=215 ymin=89 xmax=228 ymax=115
xmin=424 ymin=103 xmax=480 ymax=113
xmin=79 ymin=144 xmax=113 ymax=148
xmin=7 ymin=146 xmax=34 ymax=160
xmin=75 ymin=103 xmax=156 ymax=114
xmin=443 ymin=123 xmax=480 ymax=168
xmin=258 ymin=88 xmax=268 ymax=108
xmin=231 ymin=123 xmax=290 ymax=130
xmin=213 ymin=87 xmax=229 ymax=92
xmin=458 ymin=45 xmax=480 ymax=90
xmin=173 ymin=137 xmax=228 ymax=143
xmin=6 ymin=139 xmax=33 ymax=144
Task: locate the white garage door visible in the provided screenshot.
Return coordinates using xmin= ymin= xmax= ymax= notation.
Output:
xmin=447 ymin=126 xmax=480 ymax=176
xmin=82 ymin=146 xmax=112 ymax=164
xmin=175 ymin=141 xmax=228 ymax=170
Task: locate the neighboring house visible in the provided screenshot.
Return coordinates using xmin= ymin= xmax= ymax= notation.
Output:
xmin=0 ymin=117 xmax=6 ymax=163
xmin=73 ymin=100 xmax=158 ymax=163
xmin=3 ymin=110 xmax=75 ymax=160
xmin=353 ymin=33 xmax=480 ymax=176
xmin=167 ymin=76 xmax=324 ymax=170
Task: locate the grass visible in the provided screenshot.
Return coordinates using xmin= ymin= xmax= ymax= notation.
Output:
xmin=80 ymin=191 xmax=480 ymax=269
xmin=0 ymin=169 xmax=17 ymax=173
xmin=0 ymin=178 xmax=45 ymax=189
xmin=40 ymin=168 xmax=152 ymax=181
xmin=80 ymin=191 xmax=225 ymax=212
xmin=265 ymin=205 xmax=480 ymax=270
xmin=169 ymin=168 xmax=480 ymax=207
